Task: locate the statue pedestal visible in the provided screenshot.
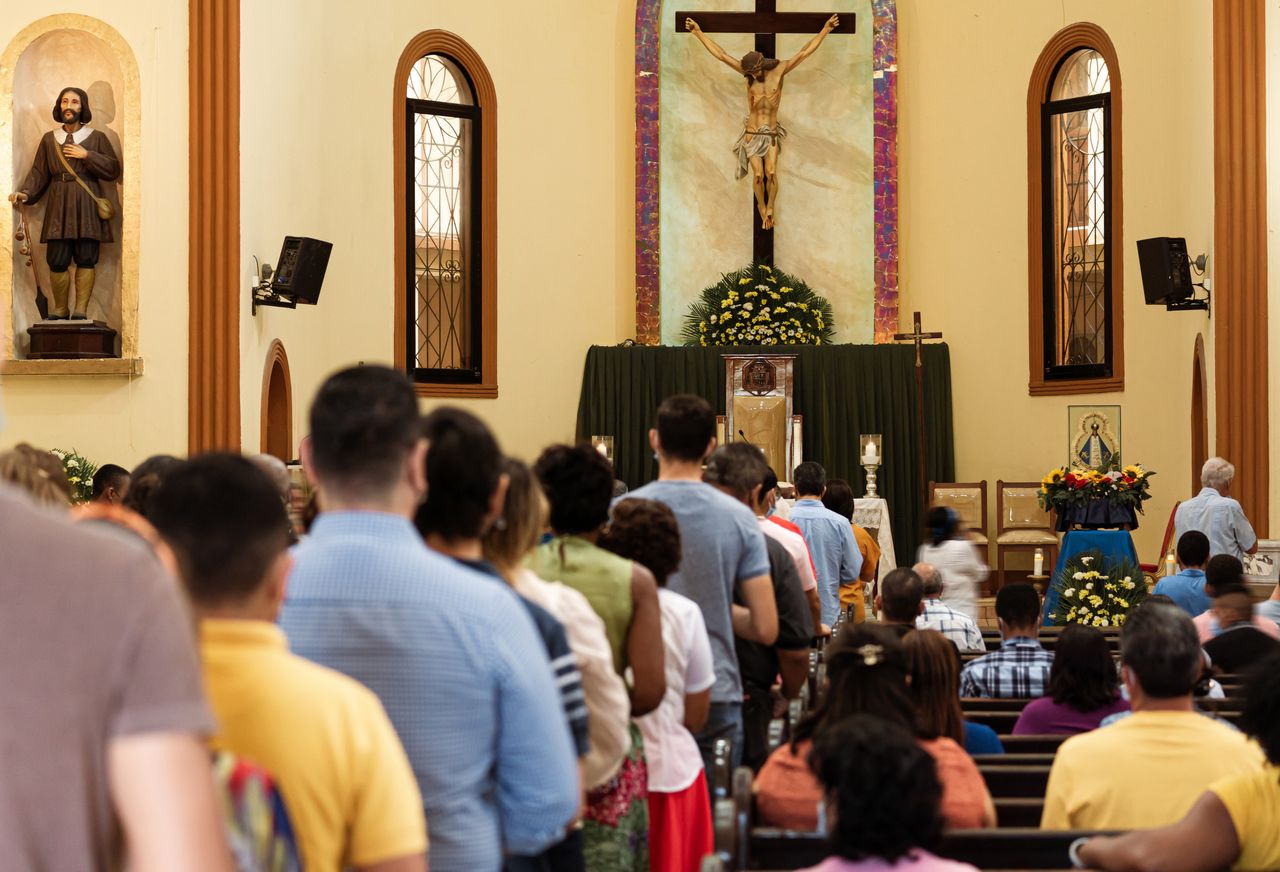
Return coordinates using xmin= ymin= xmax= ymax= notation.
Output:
xmin=27 ymin=319 xmax=119 ymax=360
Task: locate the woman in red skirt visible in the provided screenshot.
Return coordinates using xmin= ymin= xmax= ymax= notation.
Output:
xmin=601 ymin=500 xmax=715 ymax=871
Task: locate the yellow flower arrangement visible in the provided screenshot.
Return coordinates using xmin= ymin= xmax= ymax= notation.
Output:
xmin=682 ymin=262 xmax=835 ymax=347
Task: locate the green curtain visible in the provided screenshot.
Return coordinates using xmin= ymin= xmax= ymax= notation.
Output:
xmin=575 ymin=344 xmax=955 ymax=562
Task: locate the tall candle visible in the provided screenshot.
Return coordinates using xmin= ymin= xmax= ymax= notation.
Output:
xmin=1033 ymin=549 xmax=1044 ymax=577
xmin=862 ymin=443 xmax=878 ymax=465
xmin=1165 ymin=552 xmax=1177 ymax=578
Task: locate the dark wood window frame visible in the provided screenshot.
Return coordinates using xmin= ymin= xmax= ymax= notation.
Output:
xmin=393 ymin=32 xmax=497 ymax=398
xmin=1027 ymin=24 xmax=1123 ymax=396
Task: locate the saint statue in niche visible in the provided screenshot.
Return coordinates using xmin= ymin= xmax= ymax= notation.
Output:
xmin=684 ymin=14 xmax=841 ymax=229
xmin=9 ymin=86 xmax=120 ymax=321
xmin=1073 ymin=413 xmax=1118 ymax=470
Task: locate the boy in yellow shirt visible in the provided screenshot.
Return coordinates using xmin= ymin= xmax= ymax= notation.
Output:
xmin=152 ymin=454 xmax=427 ymax=872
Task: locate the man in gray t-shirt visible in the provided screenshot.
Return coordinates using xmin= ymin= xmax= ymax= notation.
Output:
xmin=621 ymin=394 xmax=776 ymax=774
xmin=0 ymin=484 xmax=230 ymax=871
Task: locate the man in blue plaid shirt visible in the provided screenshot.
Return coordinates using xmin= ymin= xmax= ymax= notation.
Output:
xmin=960 ymin=583 xmax=1054 ymax=698
xmin=915 ymin=562 xmax=985 ymax=653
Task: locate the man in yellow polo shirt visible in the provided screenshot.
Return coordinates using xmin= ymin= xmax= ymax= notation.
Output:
xmin=1041 ymin=601 xmax=1263 ymax=831
xmin=1070 ymin=648 xmax=1280 ymax=871
xmin=151 ymin=454 xmax=427 ymax=872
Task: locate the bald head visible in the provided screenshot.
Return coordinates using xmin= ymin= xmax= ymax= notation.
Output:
xmin=914 ymin=562 xmax=942 ymax=597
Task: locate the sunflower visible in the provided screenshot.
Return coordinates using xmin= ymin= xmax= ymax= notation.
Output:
xmin=1041 ymin=467 xmax=1066 ymax=487
xmin=1123 ymin=464 xmax=1146 ymax=478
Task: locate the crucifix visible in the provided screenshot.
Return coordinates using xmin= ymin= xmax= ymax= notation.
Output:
xmin=894 ymin=311 xmax=943 ymax=507
xmin=676 ymin=3 xmax=855 ymax=265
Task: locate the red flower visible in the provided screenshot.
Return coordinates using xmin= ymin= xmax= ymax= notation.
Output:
xmin=1073 ymin=478 xmax=1090 ymax=489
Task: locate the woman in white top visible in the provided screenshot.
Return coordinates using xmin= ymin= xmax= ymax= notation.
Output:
xmin=916 ymin=506 xmax=989 ymax=619
xmin=600 ymin=499 xmax=716 ymax=872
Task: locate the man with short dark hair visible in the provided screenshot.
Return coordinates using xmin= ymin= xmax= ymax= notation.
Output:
xmin=1076 ymin=648 xmax=1280 ymax=871
xmin=758 ymin=466 xmax=824 ymax=635
xmin=1203 ymin=585 xmax=1280 ymax=672
xmin=1042 ymin=601 xmax=1264 ymax=829
xmin=914 ymin=562 xmax=984 ymax=652
xmin=152 ymin=454 xmax=428 ymax=872
xmin=1152 ymin=530 xmax=1212 ymax=617
xmin=621 ymin=394 xmax=777 ymax=775
xmin=91 ymin=463 xmax=130 ymax=504
xmin=789 ymin=460 xmax=862 ymax=626
xmin=959 ymin=583 xmax=1054 ymax=698
xmin=703 ymin=443 xmax=812 ymax=770
xmin=1194 ymin=554 xmax=1280 ymax=643
xmin=875 ymin=567 xmax=924 ymax=637
xmin=280 ymin=366 xmax=578 ymax=871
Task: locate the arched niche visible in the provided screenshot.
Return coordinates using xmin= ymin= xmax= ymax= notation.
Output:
xmin=1191 ymin=333 xmax=1208 ymax=493
xmin=260 ymin=339 xmax=293 ymax=462
xmin=1 ymin=15 xmax=141 ymax=371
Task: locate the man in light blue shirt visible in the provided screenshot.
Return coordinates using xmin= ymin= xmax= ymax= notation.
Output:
xmin=621 ymin=394 xmax=776 ymax=775
xmin=1153 ymin=530 xmax=1213 ymax=617
xmin=1176 ymin=457 xmax=1258 ymax=561
xmin=789 ymin=461 xmax=862 ymax=625
xmin=280 ymin=366 xmax=578 ymax=872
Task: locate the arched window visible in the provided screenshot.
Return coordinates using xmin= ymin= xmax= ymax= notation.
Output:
xmin=394 ymin=33 xmax=497 ymax=397
xmin=1027 ymin=25 xmax=1123 ymax=395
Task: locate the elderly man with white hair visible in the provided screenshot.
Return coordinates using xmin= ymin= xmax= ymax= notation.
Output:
xmin=1175 ymin=457 xmax=1258 ymax=561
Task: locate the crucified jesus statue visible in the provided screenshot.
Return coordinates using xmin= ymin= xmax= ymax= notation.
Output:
xmin=685 ymin=13 xmax=840 ymax=230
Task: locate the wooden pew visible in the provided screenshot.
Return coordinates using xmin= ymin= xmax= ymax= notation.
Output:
xmin=1000 ymin=733 xmax=1066 ymax=754
xmin=994 ymin=796 xmax=1045 ymax=827
xmin=974 ymin=752 xmax=1056 ymax=767
xmin=723 ymin=826 xmax=1117 ymax=869
xmin=979 ymin=764 xmax=1051 ymax=798
xmin=964 ymin=710 xmax=1021 ymax=733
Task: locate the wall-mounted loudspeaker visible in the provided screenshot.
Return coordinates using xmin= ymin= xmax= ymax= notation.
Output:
xmin=1136 ymin=237 xmax=1193 ymax=306
xmin=271 ymin=236 xmax=332 ymax=305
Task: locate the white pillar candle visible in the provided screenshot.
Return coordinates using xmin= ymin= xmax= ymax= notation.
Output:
xmin=1034 ymin=549 xmax=1044 ymax=577
xmin=1166 ymin=552 xmax=1177 ymax=577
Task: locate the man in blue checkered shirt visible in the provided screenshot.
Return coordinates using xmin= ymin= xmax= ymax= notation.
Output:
xmin=915 ymin=562 xmax=985 ymax=653
xmin=960 ymin=583 xmax=1055 ymax=698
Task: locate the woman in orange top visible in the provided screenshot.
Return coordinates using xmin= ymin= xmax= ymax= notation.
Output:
xmin=755 ymin=625 xmax=996 ymax=831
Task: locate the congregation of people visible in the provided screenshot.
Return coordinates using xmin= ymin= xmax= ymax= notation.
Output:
xmin=6 ymin=370 xmax=1280 ymax=872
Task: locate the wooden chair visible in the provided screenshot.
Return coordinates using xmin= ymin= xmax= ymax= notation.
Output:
xmin=995 ymin=480 xmax=1060 ymax=589
xmin=1139 ymin=499 xmax=1182 ymax=584
xmin=928 ymin=480 xmax=990 ymax=565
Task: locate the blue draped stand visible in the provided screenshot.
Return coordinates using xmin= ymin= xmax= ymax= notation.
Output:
xmin=1042 ymin=530 xmax=1141 ymax=625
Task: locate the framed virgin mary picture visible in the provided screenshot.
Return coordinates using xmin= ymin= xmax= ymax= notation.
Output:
xmin=1067 ymin=405 xmax=1121 ymax=470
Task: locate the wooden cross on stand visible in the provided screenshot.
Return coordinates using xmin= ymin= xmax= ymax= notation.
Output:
xmin=675 ymin=2 xmax=856 ymax=265
xmin=894 ymin=311 xmax=943 ymax=507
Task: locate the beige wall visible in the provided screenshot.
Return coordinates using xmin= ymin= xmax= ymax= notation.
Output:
xmin=897 ymin=0 xmax=1215 ymax=559
xmin=239 ymin=0 xmax=638 ymax=463
xmin=0 ymin=3 xmax=188 ymax=466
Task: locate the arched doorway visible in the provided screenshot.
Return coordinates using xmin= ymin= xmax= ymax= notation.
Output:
xmin=261 ymin=340 xmax=293 ymax=462
xmin=1191 ymin=333 xmax=1208 ymax=493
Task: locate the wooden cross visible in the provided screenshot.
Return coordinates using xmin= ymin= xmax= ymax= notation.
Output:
xmin=675 ymin=2 xmax=856 ymax=265
xmin=894 ymin=311 xmax=943 ymax=506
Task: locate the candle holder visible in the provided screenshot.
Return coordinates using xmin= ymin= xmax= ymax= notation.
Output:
xmin=859 ymin=434 xmax=882 ymax=498
xmin=590 ymin=435 xmax=615 ymax=465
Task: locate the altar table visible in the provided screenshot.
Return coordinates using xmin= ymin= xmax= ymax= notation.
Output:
xmin=1042 ymin=529 xmax=1140 ymax=625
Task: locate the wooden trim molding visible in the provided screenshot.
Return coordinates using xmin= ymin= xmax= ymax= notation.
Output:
xmin=1191 ymin=333 xmax=1208 ymax=495
xmin=1026 ymin=23 xmax=1124 ymax=396
xmin=260 ymin=339 xmax=293 ymax=459
xmin=393 ymin=31 xmax=498 ymax=399
xmin=188 ymin=0 xmax=241 ymax=450
xmin=1213 ymin=0 xmax=1269 ymax=534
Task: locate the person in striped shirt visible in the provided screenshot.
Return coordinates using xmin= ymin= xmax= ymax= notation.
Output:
xmin=415 ymin=408 xmax=590 ymax=871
